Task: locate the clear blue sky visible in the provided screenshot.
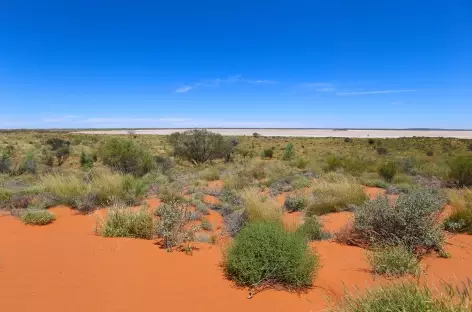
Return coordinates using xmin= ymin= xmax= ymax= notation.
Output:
xmin=1 ymin=0 xmax=471 ymax=129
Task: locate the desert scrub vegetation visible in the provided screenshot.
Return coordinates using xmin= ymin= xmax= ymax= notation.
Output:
xmin=99 ymin=137 xmax=154 ymax=176
xmin=97 ymin=205 xmax=154 ymax=239
xmin=224 ymin=221 xmax=318 ymax=289
xmin=168 ymin=129 xmax=237 ymax=164
xmin=155 ymin=202 xmax=199 ymax=250
xmin=367 ymin=245 xmax=420 ymax=277
xmin=240 ymin=188 xmax=283 ymax=222
xmin=21 ymin=208 xmax=56 ymax=225
xmin=332 ymin=282 xmax=471 ymax=312
xmin=445 ymin=188 xmax=472 ymax=234
xmin=40 ymin=171 xmax=148 ymax=209
xmin=199 ymin=167 xmax=220 ymax=181
xmin=295 ymin=216 xmax=327 ymax=241
xmin=449 ymin=156 xmax=472 ymax=186
xmin=378 ymin=161 xmax=397 ymax=182
xmin=307 ymin=180 xmax=368 ymax=215
xmin=284 ymin=194 xmax=307 ymax=212
xmin=350 ymin=189 xmax=446 ymax=255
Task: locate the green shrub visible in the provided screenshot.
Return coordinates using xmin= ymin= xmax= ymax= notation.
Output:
xmin=0 ymin=150 xmax=12 ymax=173
xmin=21 ymin=209 xmax=56 ymax=225
xmin=361 ymin=179 xmax=389 ymax=189
xmin=296 ymin=216 xmax=326 ymax=241
xmin=353 ymin=189 xmax=445 ymax=253
xmin=80 ymin=150 xmax=94 ymax=169
xmin=168 ymin=129 xmax=236 ymax=164
xmin=282 ymin=143 xmax=295 ymax=160
xmin=290 ymin=157 xmax=310 ymax=169
xmin=325 ymin=155 xmax=342 ymax=172
xmin=378 ymin=161 xmax=397 ymax=182
xmin=98 ymin=205 xmax=154 ymax=239
xmin=225 ymin=221 xmax=318 ymax=288
xmin=18 ymin=152 xmax=36 ymax=174
xmin=449 ymin=156 xmax=472 ymax=186
xmin=284 ymin=194 xmax=306 ymax=212
xmin=99 ymin=137 xmax=154 ymax=176
xmin=261 ymin=148 xmax=274 ymax=159
xmin=158 ymin=183 xmax=185 ymax=203
xmin=332 ymin=283 xmax=470 ymax=312
xmin=368 ymin=245 xmax=420 ymax=276
xmin=308 ymin=181 xmax=368 ymax=215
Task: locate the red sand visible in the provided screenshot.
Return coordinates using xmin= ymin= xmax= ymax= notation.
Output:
xmin=2 ymin=191 xmax=472 ymax=311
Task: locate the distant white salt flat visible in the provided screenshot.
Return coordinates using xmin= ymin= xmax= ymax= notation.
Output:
xmin=74 ymin=129 xmax=472 ymax=139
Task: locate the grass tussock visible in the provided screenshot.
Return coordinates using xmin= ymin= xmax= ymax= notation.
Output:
xmin=445 ymin=188 xmax=472 ymax=234
xmin=21 ymin=209 xmax=56 ymax=225
xmin=332 ymin=282 xmax=471 ymax=312
xmin=240 ymin=188 xmax=283 ymax=222
xmin=97 ymin=205 xmax=154 ymax=239
xmin=368 ymin=245 xmax=420 ymax=277
xmin=307 ymin=180 xmax=368 ymax=215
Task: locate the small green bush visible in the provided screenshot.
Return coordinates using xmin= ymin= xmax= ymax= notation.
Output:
xmin=80 ymin=150 xmax=94 ymax=169
xmin=378 ymin=161 xmax=397 ymax=182
xmin=99 ymin=137 xmax=154 ymax=176
xmin=368 ymin=245 xmax=420 ymax=276
xmin=21 ymin=209 xmax=56 ymax=225
xmin=449 ymin=156 xmax=472 ymax=186
xmin=284 ymin=194 xmax=306 ymax=212
xmin=225 ymin=221 xmax=318 ymax=288
xmin=156 ymin=202 xmax=198 ymax=249
xmin=296 ymin=216 xmax=326 ymax=241
xmin=98 ymin=206 xmax=154 ymax=239
xmin=325 ymin=155 xmax=342 ymax=172
xmin=261 ymin=148 xmax=274 ymax=159
xmin=332 ymin=283 xmax=470 ymax=312
xmin=282 ymin=143 xmax=295 ymax=160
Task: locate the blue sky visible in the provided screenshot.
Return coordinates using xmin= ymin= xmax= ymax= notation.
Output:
xmin=1 ymin=0 xmax=471 ymax=129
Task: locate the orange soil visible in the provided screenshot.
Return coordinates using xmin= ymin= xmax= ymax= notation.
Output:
xmin=2 ymin=187 xmax=471 ymax=312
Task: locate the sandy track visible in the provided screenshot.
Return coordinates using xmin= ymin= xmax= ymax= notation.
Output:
xmin=74 ymin=128 xmax=472 ymax=138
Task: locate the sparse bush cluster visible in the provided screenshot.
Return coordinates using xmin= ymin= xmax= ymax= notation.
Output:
xmin=350 ymin=189 xmax=445 ymax=254
xmin=21 ymin=209 xmax=56 ymax=225
xmin=97 ymin=205 xmax=154 ymax=239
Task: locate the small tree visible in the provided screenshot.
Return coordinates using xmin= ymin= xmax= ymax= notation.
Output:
xmin=80 ymin=150 xmax=94 ymax=169
xmin=168 ymin=129 xmax=236 ymax=164
xmin=282 ymin=143 xmax=295 ymax=160
xmin=261 ymin=148 xmax=273 ymax=159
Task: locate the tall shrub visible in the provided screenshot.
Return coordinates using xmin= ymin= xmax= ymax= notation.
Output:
xmin=99 ymin=137 xmax=154 ymax=176
xmin=449 ymin=156 xmax=472 ymax=186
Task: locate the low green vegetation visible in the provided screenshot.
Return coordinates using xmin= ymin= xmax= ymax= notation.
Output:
xmin=240 ymin=188 xmax=283 ymax=222
xmin=378 ymin=161 xmax=397 ymax=182
xmin=449 ymin=156 xmax=472 ymax=186
xmin=368 ymin=245 xmax=420 ymax=277
xmin=21 ymin=209 xmax=56 ymax=225
xmin=224 ymin=221 xmax=318 ymax=288
xmin=332 ymin=282 xmax=471 ymax=312
xmin=295 ymin=216 xmax=326 ymax=241
xmin=444 ymin=188 xmax=472 ymax=234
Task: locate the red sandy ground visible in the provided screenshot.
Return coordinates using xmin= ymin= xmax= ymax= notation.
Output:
xmin=1 ymin=187 xmax=471 ymax=312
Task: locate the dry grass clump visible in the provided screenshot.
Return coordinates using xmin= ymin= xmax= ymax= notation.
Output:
xmin=445 ymin=188 xmax=472 ymax=234
xmin=240 ymin=188 xmax=283 ymax=222
xmin=96 ymin=204 xmax=154 ymax=239
xmin=21 ymin=208 xmax=56 ymax=225
xmin=199 ymin=167 xmax=220 ymax=181
xmin=307 ymin=180 xmax=368 ymax=216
